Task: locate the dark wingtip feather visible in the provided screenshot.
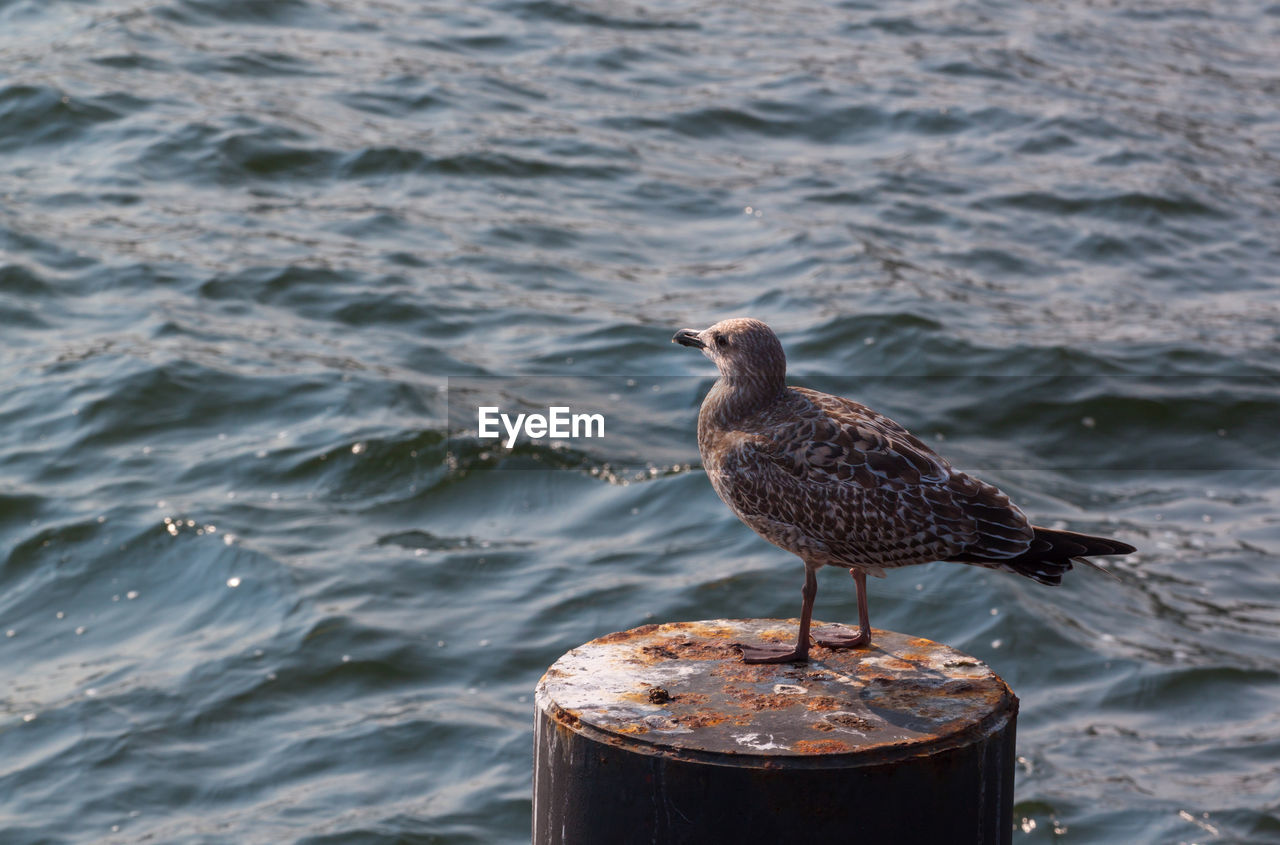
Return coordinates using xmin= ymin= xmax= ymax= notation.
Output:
xmin=1072 ymin=555 xmax=1123 ymax=582
xmin=949 ymin=526 xmax=1134 ymax=586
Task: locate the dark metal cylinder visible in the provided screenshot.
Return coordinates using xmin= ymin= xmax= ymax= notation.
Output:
xmin=534 ymin=619 xmax=1017 ymax=845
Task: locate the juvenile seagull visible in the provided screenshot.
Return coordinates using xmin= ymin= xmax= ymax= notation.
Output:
xmin=674 ymin=317 xmax=1135 ymax=664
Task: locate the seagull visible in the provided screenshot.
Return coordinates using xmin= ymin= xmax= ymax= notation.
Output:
xmin=673 ymin=317 xmax=1135 ymax=664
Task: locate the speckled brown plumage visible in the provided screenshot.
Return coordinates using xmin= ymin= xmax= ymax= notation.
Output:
xmin=673 ymin=317 xmax=1135 ymax=664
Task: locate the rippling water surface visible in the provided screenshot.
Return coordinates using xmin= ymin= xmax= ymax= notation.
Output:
xmin=2 ymin=0 xmax=1279 ymax=842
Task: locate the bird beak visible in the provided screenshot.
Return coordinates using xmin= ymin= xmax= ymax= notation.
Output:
xmin=673 ymin=328 xmax=706 ymax=349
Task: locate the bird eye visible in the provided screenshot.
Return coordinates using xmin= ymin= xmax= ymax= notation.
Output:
xmin=714 ymin=333 xmax=728 ymax=348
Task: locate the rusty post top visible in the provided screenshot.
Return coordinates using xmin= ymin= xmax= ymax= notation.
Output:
xmin=536 ymin=619 xmax=1017 ymax=767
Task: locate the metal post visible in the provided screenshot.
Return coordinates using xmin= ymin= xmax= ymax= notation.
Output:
xmin=534 ymin=620 xmax=1017 ymax=845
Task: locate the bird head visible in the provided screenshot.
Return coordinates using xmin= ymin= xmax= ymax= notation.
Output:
xmin=672 ymin=318 xmax=787 ymax=385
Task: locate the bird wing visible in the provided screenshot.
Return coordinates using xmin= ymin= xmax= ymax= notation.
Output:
xmin=709 ymin=387 xmax=1033 ymax=568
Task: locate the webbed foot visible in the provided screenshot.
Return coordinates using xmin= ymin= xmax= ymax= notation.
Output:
xmin=814 ymin=624 xmax=871 ymax=649
xmin=736 ymin=642 xmax=810 ymax=664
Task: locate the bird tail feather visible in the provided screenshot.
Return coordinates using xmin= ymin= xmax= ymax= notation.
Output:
xmin=949 ymin=526 xmax=1135 ymax=586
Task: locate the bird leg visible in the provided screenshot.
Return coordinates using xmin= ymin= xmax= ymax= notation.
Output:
xmin=814 ymin=569 xmax=872 ymax=649
xmin=738 ymin=565 xmax=817 ymax=664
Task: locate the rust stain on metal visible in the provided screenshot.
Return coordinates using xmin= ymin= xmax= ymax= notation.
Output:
xmin=673 ymin=692 xmax=710 ymax=707
xmin=794 ymin=739 xmax=853 ymax=755
xmin=822 ymin=712 xmax=877 ymax=732
xmin=673 ymin=711 xmax=741 ymax=729
xmin=617 ymin=689 xmax=669 ymax=707
xmin=592 ymin=623 xmax=661 ymax=644
xmin=639 ymin=638 xmax=736 ymax=663
xmin=679 ymin=620 xmax=741 ymax=640
xmin=549 ymin=705 xmax=582 ymax=732
xmin=535 ymin=620 xmax=1017 ymax=765
xmin=749 ymin=626 xmax=793 ymax=643
xmin=727 ymin=689 xmax=807 ymax=712
xmin=803 ymin=695 xmax=849 ymax=712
